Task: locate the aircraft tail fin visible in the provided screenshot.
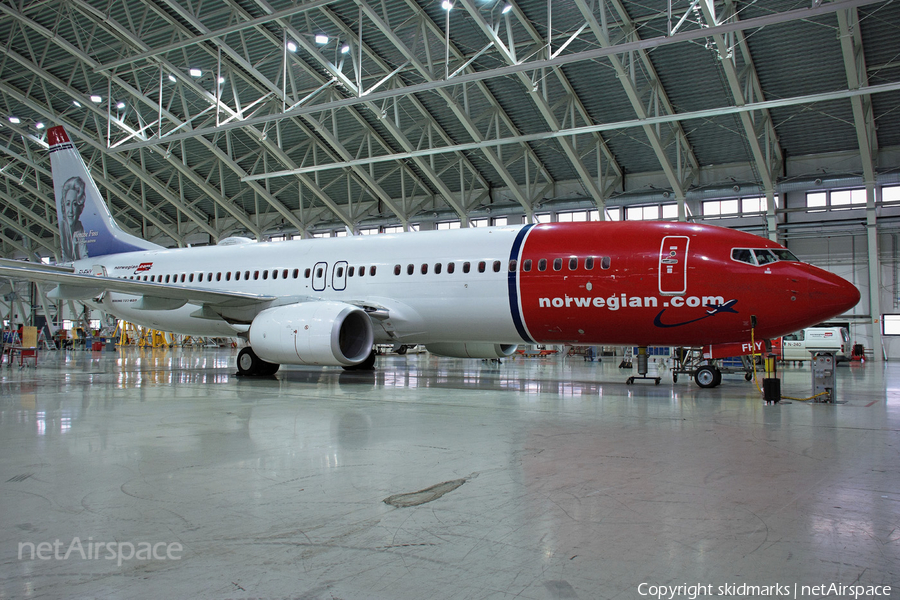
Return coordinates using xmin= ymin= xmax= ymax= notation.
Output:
xmin=48 ymin=126 xmax=162 ymax=262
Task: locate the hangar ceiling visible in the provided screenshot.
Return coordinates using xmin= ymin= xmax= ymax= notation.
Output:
xmin=0 ymin=0 xmax=899 ymax=258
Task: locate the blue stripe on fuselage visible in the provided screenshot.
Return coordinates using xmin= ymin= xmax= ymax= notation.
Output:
xmin=508 ymin=224 xmax=534 ymax=343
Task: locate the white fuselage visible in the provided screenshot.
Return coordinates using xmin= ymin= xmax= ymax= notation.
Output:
xmin=76 ymin=226 xmax=524 ymax=343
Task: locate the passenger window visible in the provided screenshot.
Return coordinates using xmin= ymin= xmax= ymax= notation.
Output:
xmin=180 ymin=274 xmax=185 ymax=282
xmin=315 ymin=268 xmax=323 ymax=278
xmin=292 ymin=269 xmax=298 ymax=279
xmin=478 ymin=261 xmax=486 ymax=273
xmin=189 ymin=274 xmax=194 ymax=282
xmin=337 ymin=267 xmax=344 ymax=278
xmin=731 ymin=248 xmax=755 ymax=265
xmin=394 ymin=265 xmax=401 ymax=276
xmin=359 ymin=266 xmax=365 ymax=277
xmin=207 ymin=273 xmax=213 ymax=282
xmin=165 ymin=275 xmax=171 ymax=283
xmin=272 ymin=270 xmax=278 ymax=280
xmin=493 ymin=260 xmax=501 ymax=272
xmin=553 ymin=258 xmax=562 ymax=271
xmin=262 ymin=270 xmax=268 ymax=280
xmin=370 ymin=266 xmax=376 ymax=276
xmin=523 ymin=259 xmax=532 ymax=272
xmin=216 ymin=273 xmax=221 ymax=281
xmin=407 ymin=264 xmax=414 ymax=275
xmin=226 ymin=272 xmax=231 ymax=281
xmin=600 ymin=256 xmax=611 ymax=270
xmin=538 ymin=259 xmax=547 ymax=272
xmin=283 ymin=269 xmax=289 ymax=278
xmin=508 ymin=260 xmax=517 ymax=272
xmin=349 ymin=267 xmax=355 ymax=277
xmin=568 ymin=257 xmax=577 ymax=271
xmin=463 ymin=262 xmax=471 ymax=273
xmin=244 ymin=271 xmax=250 ymax=280
xmin=421 ymin=264 xmax=428 ymax=275
xmin=434 ymin=263 xmax=442 ymax=274
xmin=150 ymin=275 xmax=155 ymax=282
xmin=144 ymin=276 xmax=148 ymax=281
xmin=585 ymin=256 xmax=594 ymax=270
xmin=304 ymin=268 xmax=311 ymax=278
xmin=254 ymin=271 xmax=260 ymax=280
xmin=234 ymin=271 xmax=240 ymax=281
xmin=447 ymin=262 xmax=455 ymax=274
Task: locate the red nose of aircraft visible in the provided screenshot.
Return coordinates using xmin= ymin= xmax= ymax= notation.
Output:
xmin=806 ymin=265 xmax=860 ymax=323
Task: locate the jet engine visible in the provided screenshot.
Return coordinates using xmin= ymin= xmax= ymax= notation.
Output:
xmin=425 ymin=343 xmax=518 ymax=359
xmin=249 ymin=302 xmax=374 ymax=366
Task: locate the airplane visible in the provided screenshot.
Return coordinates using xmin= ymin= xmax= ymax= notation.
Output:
xmin=0 ymin=126 xmax=860 ymax=386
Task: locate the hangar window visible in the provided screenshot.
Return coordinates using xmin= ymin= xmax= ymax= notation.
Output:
xmin=407 ymin=264 xmax=414 ymax=275
xmin=447 ymin=262 xmax=455 ymax=274
xmin=435 ymin=263 xmax=442 ymax=274
xmin=568 ymin=257 xmax=577 ymax=271
xmin=523 ymin=259 xmax=532 ymax=272
xmin=349 ymin=267 xmax=355 ymax=277
xmin=538 ymin=259 xmax=547 ymax=272
xmin=394 ymin=264 xmax=401 ymax=276
xmin=600 ymin=256 xmax=611 ymax=270
xmin=478 ymin=261 xmax=486 ymax=273
xmin=585 ymin=257 xmax=594 ymax=270
xmin=884 ymin=315 xmax=900 ymax=336
xmin=553 ymin=258 xmax=563 ymax=271
xmin=508 ymin=260 xmax=517 ymax=272
xmin=421 ymin=264 xmax=428 ymax=274
xmin=806 ymin=192 xmax=827 ymax=212
xmin=493 ymin=260 xmax=501 ymax=272
xmin=463 ymin=262 xmax=471 ymax=273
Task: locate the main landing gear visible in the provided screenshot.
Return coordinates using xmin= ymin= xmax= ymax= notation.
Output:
xmin=236 ymin=347 xmax=279 ymax=376
xmin=625 ymin=346 xmax=661 ymax=386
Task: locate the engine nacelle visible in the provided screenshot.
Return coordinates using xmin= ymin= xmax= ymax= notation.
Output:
xmin=426 ymin=342 xmax=518 ymax=359
xmin=249 ymin=302 xmax=374 ymax=366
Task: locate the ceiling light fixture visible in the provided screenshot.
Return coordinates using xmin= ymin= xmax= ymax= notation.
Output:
xmin=90 ymin=95 xmax=102 ymax=103
xmin=287 ymin=41 xmax=297 ymax=52
xmin=502 ymin=3 xmax=512 ymax=14
xmin=189 ymin=68 xmax=202 ymax=77
xmin=315 ymin=34 xmax=328 ymax=45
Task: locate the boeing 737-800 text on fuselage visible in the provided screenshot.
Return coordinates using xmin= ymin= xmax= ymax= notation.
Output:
xmin=0 ymin=126 xmax=859 ymax=384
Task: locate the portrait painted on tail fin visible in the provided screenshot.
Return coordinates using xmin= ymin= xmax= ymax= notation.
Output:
xmin=58 ymin=175 xmax=89 ymax=262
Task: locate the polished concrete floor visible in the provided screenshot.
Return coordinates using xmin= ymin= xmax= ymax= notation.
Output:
xmin=0 ymin=347 xmax=897 ymax=599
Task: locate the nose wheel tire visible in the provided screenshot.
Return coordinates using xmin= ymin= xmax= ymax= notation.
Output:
xmin=694 ymin=365 xmax=721 ymax=388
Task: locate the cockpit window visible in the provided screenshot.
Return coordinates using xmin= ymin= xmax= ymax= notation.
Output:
xmin=771 ymin=249 xmax=799 ymax=262
xmin=754 ymin=249 xmax=777 ymax=265
xmin=731 ymin=248 xmax=755 ymax=265
xmin=732 ymin=248 xmax=801 ymax=266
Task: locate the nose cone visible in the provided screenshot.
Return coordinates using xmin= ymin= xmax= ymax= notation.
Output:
xmin=807 ymin=265 xmax=860 ymax=322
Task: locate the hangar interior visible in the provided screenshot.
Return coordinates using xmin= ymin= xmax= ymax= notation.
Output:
xmin=1 ymin=0 xmax=900 ymax=597
xmin=0 ymin=0 xmax=898 ymax=356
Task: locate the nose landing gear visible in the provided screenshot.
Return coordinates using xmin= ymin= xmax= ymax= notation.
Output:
xmin=625 ymin=346 xmax=662 ymax=385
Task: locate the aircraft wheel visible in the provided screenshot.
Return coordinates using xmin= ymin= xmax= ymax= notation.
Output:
xmin=673 ymin=374 xmax=678 ymax=384
xmin=655 ymin=378 xmax=661 ymax=385
xmin=694 ymin=365 xmax=719 ymax=388
xmin=626 ymin=377 xmax=634 ymax=385
xmin=744 ymin=372 xmax=753 ymax=382
xmin=396 ymin=345 xmax=408 ymax=355
xmin=257 ymin=361 xmax=280 ymax=376
xmin=237 ymin=347 xmax=261 ymax=376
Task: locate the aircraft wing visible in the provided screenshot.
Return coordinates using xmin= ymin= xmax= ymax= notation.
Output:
xmin=0 ymin=258 xmax=276 ymax=309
